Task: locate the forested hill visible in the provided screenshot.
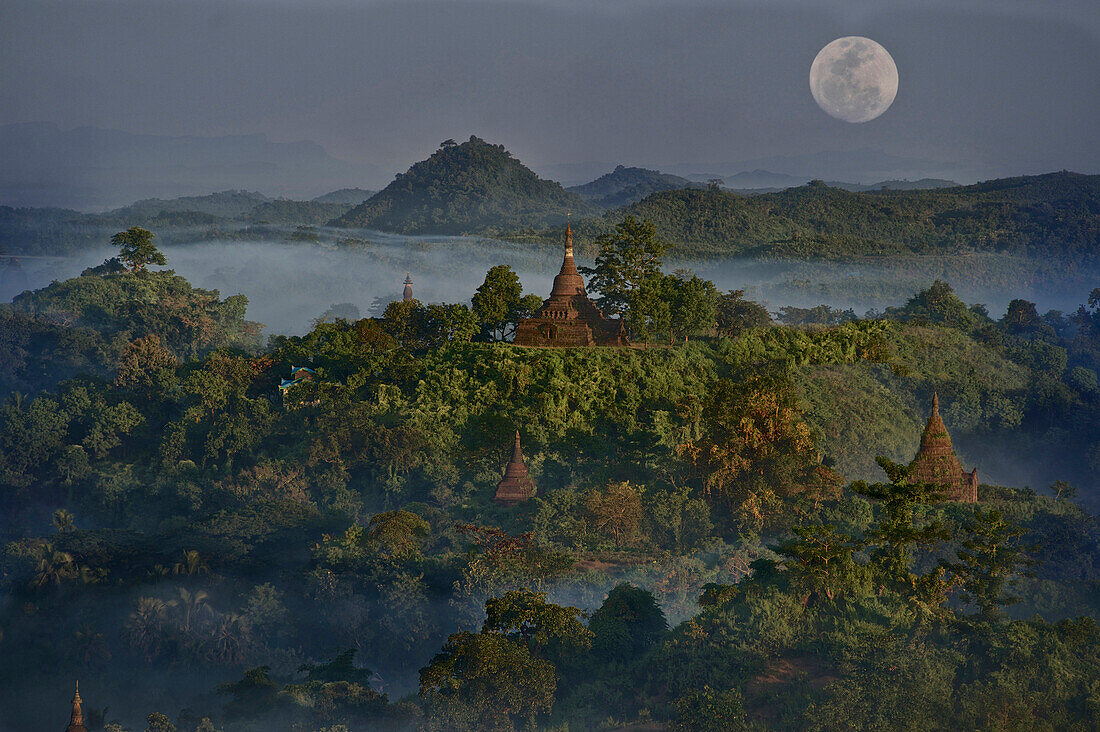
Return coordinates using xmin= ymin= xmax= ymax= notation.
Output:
xmin=329 ymin=136 xmax=597 ymax=234
xmin=567 ymin=165 xmax=695 ymax=208
xmin=546 ymin=171 xmax=1100 ymax=260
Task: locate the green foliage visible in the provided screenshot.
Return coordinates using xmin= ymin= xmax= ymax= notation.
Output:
xmin=420 ymin=630 xmax=556 ymax=731
xmin=588 ymin=583 xmax=668 ymax=662
xmin=885 ymin=279 xmax=984 ymax=330
xmin=2 ymin=263 xmax=1100 ymax=730
xmin=144 ymin=712 xmax=177 ymax=732
xmin=945 ymin=509 xmax=1037 ymax=621
xmin=672 ymin=686 xmax=748 ymax=732
xmin=219 ymin=666 xmax=279 ymax=720
xmin=472 ymin=265 xmax=525 ymax=340
xmin=777 ymin=304 xmax=856 ymax=327
xmin=851 ymin=459 xmax=953 ymax=603
xmin=582 ymin=216 xmax=668 ymax=316
xmin=365 ymin=509 xmax=431 ymax=563
xmin=682 ymin=373 xmax=832 ymax=534
xmin=715 ymin=289 xmax=772 ymax=338
xmin=773 ymin=523 xmax=867 ymax=602
xmin=645 ymin=488 xmax=713 ymax=552
xmin=4 ymin=256 xmax=260 ymax=394
xmin=482 ymin=588 xmax=593 ymax=663
xmin=113 ymin=227 xmax=167 ymax=272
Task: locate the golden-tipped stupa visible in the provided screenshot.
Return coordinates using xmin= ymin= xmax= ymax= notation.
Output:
xmin=64 ymin=682 xmax=89 ymax=732
xmin=512 ymin=221 xmax=628 ymax=347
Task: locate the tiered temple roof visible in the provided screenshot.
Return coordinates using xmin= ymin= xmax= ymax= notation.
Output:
xmin=513 ymin=223 xmax=628 ymax=347
xmin=494 ymin=431 xmax=537 ymax=505
xmin=908 ymin=393 xmax=979 ymax=502
xmin=64 ymin=682 xmax=88 ymax=732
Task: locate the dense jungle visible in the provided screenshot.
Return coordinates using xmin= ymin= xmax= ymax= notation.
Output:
xmin=2 ymin=216 xmax=1099 ymax=731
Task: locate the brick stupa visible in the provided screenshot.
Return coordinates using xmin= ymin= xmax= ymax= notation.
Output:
xmin=907 ymin=393 xmax=979 ymax=502
xmin=513 ymin=222 xmax=628 ymax=347
xmin=494 ymin=431 xmax=537 ymax=505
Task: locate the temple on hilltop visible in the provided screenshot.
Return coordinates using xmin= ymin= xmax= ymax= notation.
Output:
xmin=64 ymin=682 xmax=88 ymax=732
xmin=513 ymin=222 xmax=628 ymax=347
xmin=403 ymin=272 xmax=414 ymax=302
xmin=494 ymin=431 xmax=537 ymax=505
xmin=906 ymin=393 xmax=979 ymax=502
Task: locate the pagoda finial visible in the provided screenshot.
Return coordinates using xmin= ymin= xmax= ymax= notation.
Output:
xmin=931 ymin=391 xmax=940 ymax=416
xmin=68 ymin=682 xmax=85 ymax=729
xmin=565 ymin=214 xmax=573 ymax=256
xmin=402 ymin=272 xmax=414 ymax=302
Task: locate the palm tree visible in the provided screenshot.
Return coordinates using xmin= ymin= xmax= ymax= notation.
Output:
xmin=173 ymin=550 xmax=210 ymax=577
xmin=31 ymin=543 xmax=76 ymax=590
xmin=52 ymin=509 xmax=77 ymax=533
xmin=206 ymin=613 xmax=252 ymax=664
xmin=72 ymin=624 xmax=112 ymax=665
xmin=169 ymin=587 xmax=212 ymax=633
xmin=124 ymin=597 xmax=168 ymax=661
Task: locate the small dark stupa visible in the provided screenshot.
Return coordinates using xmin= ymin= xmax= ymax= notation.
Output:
xmin=64 ymin=682 xmax=88 ymax=732
xmin=402 ymin=272 xmax=414 ymax=302
xmin=907 ymin=393 xmax=979 ymax=502
xmin=494 ymin=431 xmax=537 ymax=505
xmin=512 ymin=222 xmax=628 ymax=347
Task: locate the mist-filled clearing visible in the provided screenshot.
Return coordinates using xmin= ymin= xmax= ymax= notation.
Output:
xmin=4 ymin=229 xmax=1094 ymax=336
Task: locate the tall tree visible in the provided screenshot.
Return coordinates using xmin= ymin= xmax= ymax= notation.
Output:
xmin=588 ymin=583 xmax=667 ymax=662
xmin=774 ymin=522 xmax=866 ymax=602
xmin=584 ymin=481 xmax=644 ymax=548
xmin=1002 ymin=298 xmax=1042 ymax=334
xmin=668 ymin=270 xmax=719 ymax=343
xmin=851 ymin=458 xmax=952 ymax=604
xmin=944 ymin=509 xmax=1036 ymax=621
xmin=582 ymin=216 xmax=667 ymax=316
xmin=482 ymin=588 xmax=592 ymax=663
xmin=472 ymin=265 xmax=524 ymax=341
xmin=681 ymin=374 xmax=826 ymax=532
xmin=627 ymin=274 xmax=673 ymax=347
xmin=420 ymin=631 xmax=556 ymax=732
xmin=715 ymin=289 xmax=771 ymax=338
xmin=112 ymin=227 xmax=167 ymax=273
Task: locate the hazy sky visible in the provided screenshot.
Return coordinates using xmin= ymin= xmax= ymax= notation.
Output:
xmin=2 ymin=0 xmax=1097 ymax=177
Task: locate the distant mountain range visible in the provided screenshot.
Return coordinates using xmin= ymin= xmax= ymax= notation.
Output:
xmin=556 ymin=171 xmax=1100 ymax=260
xmin=0 ymin=188 xmax=365 ymax=255
xmin=664 ymin=148 xmax=973 ymax=187
xmin=0 ymin=122 xmax=978 ymax=213
xmin=537 ymin=148 xmax=975 ymax=190
xmin=331 ymin=136 xmax=596 ymax=234
xmin=2 ymin=132 xmax=1095 ymax=268
xmin=0 ymin=122 xmax=380 ymax=210
xmin=724 ymin=172 xmax=959 ymax=194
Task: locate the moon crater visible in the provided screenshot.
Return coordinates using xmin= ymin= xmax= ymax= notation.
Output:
xmin=810 ymin=36 xmax=898 ymax=123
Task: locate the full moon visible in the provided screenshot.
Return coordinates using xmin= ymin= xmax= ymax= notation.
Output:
xmin=810 ymin=36 xmax=898 ymax=123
